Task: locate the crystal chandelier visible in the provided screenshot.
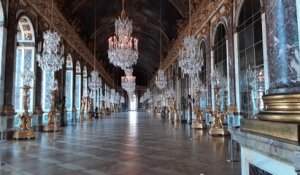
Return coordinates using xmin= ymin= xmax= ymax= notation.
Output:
xmin=121 ymin=68 xmax=136 ymax=93
xmin=178 ymin=0 xmax=203 ymax=78
xmin=144 ymin=88 xmax=152 ymax=100
xmin=120 ymin=96 xmax=125 ymax=103
xmin=108 ymin=0 xmax=138 ymax=70
xmin=110 ymin=89 xmax=116 ymax=103
xmin=155 ymin=2 xmax=167 ymax=90
xmin=88 ymin=71 xmax=101 ymax=91
xmin=36 ymin=0 xmax=64 ymax=72
xmin=156 ymin=69 xmax=167 ymax=90
xmin=89 ymin=3 xmax=101 ymax=91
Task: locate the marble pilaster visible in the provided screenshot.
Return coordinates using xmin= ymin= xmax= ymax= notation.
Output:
xmin=265 ymin=0 xmax=300 ymax=94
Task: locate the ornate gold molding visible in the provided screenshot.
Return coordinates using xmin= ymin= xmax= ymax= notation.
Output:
xmin=25 ymin=0 xmax=113 ymax=87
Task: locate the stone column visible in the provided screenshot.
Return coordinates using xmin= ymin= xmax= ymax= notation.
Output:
xmin=265 ymin=0 xmax=299 ymax=94
xmin=239 ymin=0 xmax=300 ymax=141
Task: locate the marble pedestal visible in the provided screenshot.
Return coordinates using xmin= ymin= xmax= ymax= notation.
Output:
xmin=230 ymin=129 xmax=300 ymax=175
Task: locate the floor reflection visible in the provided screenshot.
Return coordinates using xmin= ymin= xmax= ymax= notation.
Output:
xmin=0 ymin=112 xmax=241 ymax=175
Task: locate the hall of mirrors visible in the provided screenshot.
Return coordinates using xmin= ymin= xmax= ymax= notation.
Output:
xmin=0 ymin=0 xmax=299 ymax=174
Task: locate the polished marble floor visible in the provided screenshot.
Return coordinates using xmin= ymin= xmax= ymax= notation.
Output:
xmin=0 ymin=111 xmax=241 ymax=175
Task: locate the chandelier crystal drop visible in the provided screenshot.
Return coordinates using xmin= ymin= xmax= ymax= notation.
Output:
xmin=155 ymin=69 xmax=167 ymax=90
xmin=108 ymin=0 xmax=138 ymax=70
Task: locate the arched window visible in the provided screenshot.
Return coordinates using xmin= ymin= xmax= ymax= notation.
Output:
xmin=14 ymin=16 xmax=36 ymax=113
xmin=65 ymin=54 xmax=73 ymax=111
xmin=237 ymin=0 xmax=262 ymax=117
xmin=213 ymin=23 xmax=227 ymax=111
xmin=199 ymin=41 xmax=207 ymax=108
xmin=75 ymin=61 xmax=81 ymax=111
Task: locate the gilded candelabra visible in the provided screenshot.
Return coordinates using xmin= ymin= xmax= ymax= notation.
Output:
xmin=13 ymin=86 xmax=35 ymax=139
xmin=209 ymin=85 xmax=228 ymax=136
xmin=44 ymin=90 xmax=59 ymax=131
xmin=191 ymin=90 xmax=206 ymax=129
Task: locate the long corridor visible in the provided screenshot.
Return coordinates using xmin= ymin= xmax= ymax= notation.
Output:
xmin=0 ymin=112 xmax=241 ymax=175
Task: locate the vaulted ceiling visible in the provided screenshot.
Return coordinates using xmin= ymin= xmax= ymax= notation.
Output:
xmin=56 ymin=0 xmax=189 ymax=86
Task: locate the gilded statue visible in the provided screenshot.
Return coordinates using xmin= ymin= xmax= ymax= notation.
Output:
xmin=192 ymin=91 xmax=206 ymax=129
xmin=211 ymin=111 xmax=224 ymax=129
